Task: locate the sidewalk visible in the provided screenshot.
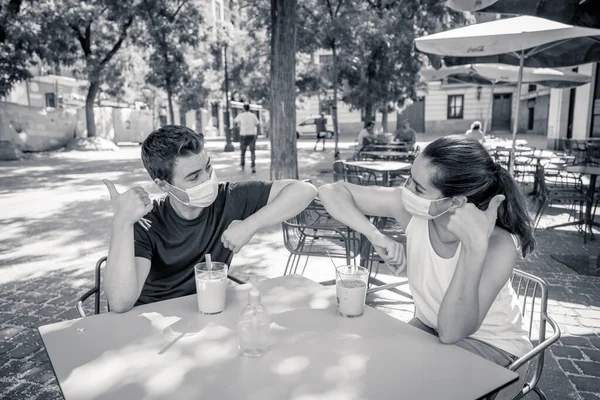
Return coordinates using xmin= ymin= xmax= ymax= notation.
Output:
xmin=0 ymin=140 xmax=599 ymax=399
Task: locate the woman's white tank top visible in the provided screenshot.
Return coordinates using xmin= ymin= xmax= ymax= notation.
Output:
xmin=406 ymin=216 xmax=533 ymax=357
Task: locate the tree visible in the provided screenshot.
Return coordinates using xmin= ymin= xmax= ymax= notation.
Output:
xmin=339 ymin=0 xmax=464 ymax=132
xmin=0 ymin=0 xmax=38 ymax=97
xmin=298 ymin=0 xmax=357 ymax=159
xmin=139 ymin=0 xmax=203 ymax=125
xmin=270 ymin=0 xmax=298 ymax=180
xmin=38 ymin=0 xmax=138 ymax=137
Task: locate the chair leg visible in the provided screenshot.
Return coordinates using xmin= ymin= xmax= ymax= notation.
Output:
xmin=284 ymin=253 xmax=295 ymax=276
xmin=532 ymin=386 xmax=546 ymax=400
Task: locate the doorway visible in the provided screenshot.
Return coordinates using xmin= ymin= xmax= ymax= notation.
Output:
xmin=492 ymin=93 xmax=512 ymax=131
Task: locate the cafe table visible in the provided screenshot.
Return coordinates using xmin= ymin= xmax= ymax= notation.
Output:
xmin=550 ymin=166 xmax=600 ymax=275
xmin=358 ymin=151 xmax=413 ymax=160
xmin=38 ymin=275 xmax=517 ymax=400
xmin=344 ymin=160 xmax=411 ymax=186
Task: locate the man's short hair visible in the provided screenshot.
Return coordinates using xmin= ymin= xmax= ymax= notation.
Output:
xmin=243 ymin=103 xmax=250 ymax=111
xmin=141 ymin=125 xmax=204 ymax=184
xmin=366 ymin=121 xmax=375 ymax=128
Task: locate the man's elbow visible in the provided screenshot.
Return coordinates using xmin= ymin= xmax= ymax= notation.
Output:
xmin=297 ymin=181 xmax=318 ymax=203
xmin=437 ymin=324 xmax=477 ymax=344
xmin=106 ymin=292 xmax=137 ymax=314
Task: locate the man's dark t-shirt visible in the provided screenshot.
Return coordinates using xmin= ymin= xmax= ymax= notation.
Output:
xmin=133 ymin=181 xmax=272 ymax=305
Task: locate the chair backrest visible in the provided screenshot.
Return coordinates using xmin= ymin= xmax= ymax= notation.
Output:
xmin=333 ymin=160 xmax=345 ymax=182
xmin=508 ymin=269 xmax=561 ymax=396
xmin=77 ymin=256 xmax=110 ymax=317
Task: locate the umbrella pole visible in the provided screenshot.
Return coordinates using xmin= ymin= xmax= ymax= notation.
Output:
xmin=483 ymin=80 xmax=495 ymax=136
xmin=509 ymin=52 xmax=525 ymax=176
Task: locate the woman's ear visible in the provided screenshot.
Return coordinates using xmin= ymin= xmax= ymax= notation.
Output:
xmin=449 ymin=196 xmax=467 ymax=210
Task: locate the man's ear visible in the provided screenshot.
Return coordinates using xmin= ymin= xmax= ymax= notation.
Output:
xmin=449 ymin=196 xmax=467 ymax=210
xmin=154 ymin=178 xmax=169 ymax=193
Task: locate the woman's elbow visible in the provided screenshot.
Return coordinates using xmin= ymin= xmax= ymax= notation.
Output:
xmin=318 ymin=182 xmax=341 ymax=200
xmin=437 ymin=330 xmax=465 ymax=345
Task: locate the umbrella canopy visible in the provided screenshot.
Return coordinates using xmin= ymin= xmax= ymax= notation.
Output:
xmin=415 ymin=16 xmax=600 ymax=175
xmin=415 ymin=16 xmax=600 ymax=68
xmin=420 ymin=64 xmax=591 ymax=88
xmin=445 ymin=0 xmax=600 ymax=29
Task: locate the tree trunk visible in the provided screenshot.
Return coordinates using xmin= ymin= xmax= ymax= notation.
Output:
xmin=167 ymin=87 xmax=175 ymax=124
xmin=195 ymin=108 xmax=203 ymax=133
xmin=382 ymin=107 xmax=388 ymax=133
xmin=270 ymin=0 xmax=298 ymax=180
xmin=179 ymin=105 xmax=186 ymax=126
xmin=331 ymin=42 xmax=341 ymax=160
xmin=364 ymin=102 xmax=374 ymax=126
xmin=85 ymin=80 xmax=100 ymax=137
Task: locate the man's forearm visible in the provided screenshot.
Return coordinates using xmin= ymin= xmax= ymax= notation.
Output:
xmin=437 ymin=244 xmax=487 ymax=343
xmin=104 ymin=220 xmax=140 ymax=313
xmin=244 ymin=182 xmax=317 ymax=230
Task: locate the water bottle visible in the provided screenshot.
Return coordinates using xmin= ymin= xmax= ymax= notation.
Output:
xmin=237 ymin=277 xmax=270 ymax=357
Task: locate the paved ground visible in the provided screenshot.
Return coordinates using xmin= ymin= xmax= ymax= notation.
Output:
xmin=0 ymin=136 xmax=599 ymax=399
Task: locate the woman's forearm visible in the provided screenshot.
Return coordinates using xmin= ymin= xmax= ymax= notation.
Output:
xmin=437 ymin=243 xmax=487 ymax=344
xmin=318 ymin=182 xmax=380 ymax=240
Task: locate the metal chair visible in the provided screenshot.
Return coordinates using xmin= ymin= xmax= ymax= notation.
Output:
xmin=343 ymin=163 xmax=381 ymax=186
xmin=76 ymin=256 xmax=246 ymax=317
xmin=508 ymin=269 xmax=561 ymax=400
xmin=282 ymin=199 xmax=360 ymax=277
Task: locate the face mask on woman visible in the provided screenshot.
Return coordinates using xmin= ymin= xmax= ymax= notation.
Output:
xmin=401 ymin=186 xmax=450 ymax=220
xmin=167 ymin=169 xmax=219 ymax=208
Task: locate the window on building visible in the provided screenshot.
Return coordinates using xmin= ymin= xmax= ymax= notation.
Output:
xmin=528 ymin=84 xmax=537 ymax=92
xmin=45 ymin=93 xmax=56 ymax=108
xmin=528 ymin=107 xmax=535 ymax=130
xmin=319 ymin=54 xmax=333 ymax=65
xmin=447 ymin=95 xmax=464 ymax=119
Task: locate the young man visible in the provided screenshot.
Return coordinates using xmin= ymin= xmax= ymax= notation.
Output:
xmin=314 ymin=112 xmax=327 ymax=151
xmin=102 ymin=125 xmax=317 ymax=312
xmin=233 ymin=103 xmax=260 ymax=173
xmin=356 ymin=121 xmax=376 ymax=150
xmin=394 ymin=120 xmax=417 ymax=151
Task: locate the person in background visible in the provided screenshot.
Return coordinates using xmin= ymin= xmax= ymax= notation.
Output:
xmin=314 ymin=112 xmax=328 ymax=151
xmin=465 ymin=121 xmax=485 ymax=143
xmin=318 ymin=135 xmax=534 ymax=400
xmin=102 ymin=125 xmax=317 ymax=312
xmin=357 ymin=121 xmax=376 ymax=150
xmin=394 ymin=120 xmax=417 ymax=151
xmin=234 ymin=103 xmax=260 ymax=173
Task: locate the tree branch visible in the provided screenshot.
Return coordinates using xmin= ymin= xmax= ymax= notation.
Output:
xmin=71 ymin=24 xmax=92 ymax=56
xmin=171 ymin=0 xmax=189 ymax=21
xmin=98 ymin=16 xmax=134 ymax=69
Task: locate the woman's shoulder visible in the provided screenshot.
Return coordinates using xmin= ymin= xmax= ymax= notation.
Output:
xmin=490 ymin=227 xmax=519 ymax=254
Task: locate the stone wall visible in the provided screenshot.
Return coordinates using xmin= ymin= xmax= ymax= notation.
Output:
xmin=0 ymin=103 xmax=78 ymax=152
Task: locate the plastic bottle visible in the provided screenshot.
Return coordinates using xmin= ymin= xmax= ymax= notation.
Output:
xmin=237 ymin=278 xmax=271 ymax=357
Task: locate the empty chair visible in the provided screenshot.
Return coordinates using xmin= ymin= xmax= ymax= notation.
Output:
xmin=507 ymin=270 xmax=561 ymax=400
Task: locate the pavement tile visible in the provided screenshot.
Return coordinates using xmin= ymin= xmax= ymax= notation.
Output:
xmin=560 ymin=336 xmax=594 ymax=348
xmin=580 ymin=393 xmax=600 ymax=400
xmin=7 ymin=343 xmax=42 ymax=360
xmin=579 ymin=318 xmax=600 ymax=328
xmin=582 ymin=348 xmax=600 ymax=362
xmin=559 ymin=359 xmax=583 ymax=375
xmin=574 ymin=360 xmax=600 ymax=378
xmin=552 ymin=345 xmax=585 ymax=360
xmin=570 ymin=376 xmax=600 ymax=393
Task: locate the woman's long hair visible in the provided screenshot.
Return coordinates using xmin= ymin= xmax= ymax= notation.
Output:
xmin=422 ymin=135 xmax=535 ymax=257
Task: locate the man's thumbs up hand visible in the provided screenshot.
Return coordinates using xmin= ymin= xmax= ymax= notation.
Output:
xmin=103 ymin=180 xmax=154 ymax=227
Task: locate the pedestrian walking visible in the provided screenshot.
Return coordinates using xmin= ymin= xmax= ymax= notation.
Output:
xmin=233 ymin=103 xmax=260 ymax=173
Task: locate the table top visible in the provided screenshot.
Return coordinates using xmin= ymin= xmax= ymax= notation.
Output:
xmin=39 ymin=275 xmax=517 ymax=400
xmin=370 ymin=143 xmax=411 ymax=150
xmin=345 ymin=160 xmax=412 ymax=172
xmin=359 ymin=151 xmax=412 ymax=158
xmin=565 ymin=165 xmax=600 ymax=176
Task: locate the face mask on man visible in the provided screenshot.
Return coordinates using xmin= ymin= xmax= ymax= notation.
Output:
xmin=167 ymin=169 xmax=219 ymax=208
xmin=401 ymin=186 xmax=450 ymax=219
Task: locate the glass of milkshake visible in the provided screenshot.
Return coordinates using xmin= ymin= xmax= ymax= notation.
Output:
xmin=194 ymin=262 xmax=228 ymax=314
xmin=335 ymin=265 xmax=368 ymax=318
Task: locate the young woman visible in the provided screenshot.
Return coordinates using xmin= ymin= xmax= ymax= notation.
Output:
xmin=318 ymin=135 xmax=535 ymax=400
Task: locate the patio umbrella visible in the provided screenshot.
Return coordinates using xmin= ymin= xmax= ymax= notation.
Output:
xmin=420 ymin=63 xmax=591 ymax=134
xmin=415 ymin=16 xmax=600 ymax=175
xmin=445 ymin=0 xmax=600 ymax=29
